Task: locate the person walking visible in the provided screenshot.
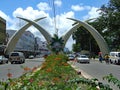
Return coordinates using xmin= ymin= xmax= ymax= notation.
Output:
xmin=99 ymin=54 xmax=103 ymax=63
xmin=104 ymin=54 xmax=110 ymax=64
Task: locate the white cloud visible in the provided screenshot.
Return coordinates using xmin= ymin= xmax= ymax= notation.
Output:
xmin=12 ymin=6 xmax=50 ymax=30
xmin=71 ymin=5 xmax=84 ymax=11
xmin=2 ymin=4 xmax=75 ymax=50
xmin=65 ymin=36 xmax=74 ymax=51
xmin=13 ymin=7 xmax=48 ymax=20
xmin=55 ymin=11 xmax=75 ymax=36
xmin=83 ymin=7 xmax=101 ymax=20
xmin=0 ymin=10 xmax=9 ymax=20
xmin=71 ymin=4 xmax=91 ymax=11
xmin=53 ymin=11 xmax=75 ymax=51
xmin=0 ymin=10 xmax=15 ymax=29
xmin=54 ymin=0 xmax=62 ymax=7
xmin=37 ymin=2 xmax=51 ymax=11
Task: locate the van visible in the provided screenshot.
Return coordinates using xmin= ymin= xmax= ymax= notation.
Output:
xmin=9 ymin=52 xmax=25 ymax=64
xmin=109 ymin=52 xmax=120 ymax=64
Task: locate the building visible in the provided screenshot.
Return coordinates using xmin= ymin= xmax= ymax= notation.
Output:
xmin=7 ymin=30 xmax=50 ymax=57
xmin=0 ymin=17 xmax=6 ymax=45
xmin=35 ymin=37 xmax=50 ymax=55
xmin=7 ymin=30 xmax=35 ymax=51
xmin=0 ymin=17 xmax=6 ymax=55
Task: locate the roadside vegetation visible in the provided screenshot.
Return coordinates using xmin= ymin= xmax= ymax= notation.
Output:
xmin=72 ymin=0 xmax=120 ymax=56
xmin=0 ymin=54 xmax=119 ymax=90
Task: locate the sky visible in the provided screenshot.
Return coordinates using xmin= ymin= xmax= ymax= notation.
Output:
xmin=0 ymin=0 xmax=109 ymax=51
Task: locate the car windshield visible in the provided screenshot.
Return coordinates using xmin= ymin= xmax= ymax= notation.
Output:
xmin=11 ymin=53 xmax=19 ymax=56
xmin=80 ymin=55 xmax=87 ymax=58
xmin=0 ymin=56 xmax=2 ymax=59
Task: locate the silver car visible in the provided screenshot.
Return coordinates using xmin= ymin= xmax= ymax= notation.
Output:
xmin=0 ymin=55 xmax=8 ymax=64
xmin=9 ymin=52 xmax=25 ymax=64
xmin=76 ymin=55 xmax=90 ymax=63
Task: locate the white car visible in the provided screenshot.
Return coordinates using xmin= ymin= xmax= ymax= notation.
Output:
xmin=76 ymin=55 xmax=90 ymax=63
xmin=67 ymin=54 xmax=75 ymax=60
xmin=29 ymin=55 xmax=34 ymax=59
xmin=109 ymin=52 xmax=120 ymax=64
xmin=0 ymin=55 xmax=8 ymax=64
xmin=68 ymin=55 xmax=75 ymax=60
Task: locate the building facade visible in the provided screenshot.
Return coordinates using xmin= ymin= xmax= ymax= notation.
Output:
xmin=0 ymin=17 xmax=6 ymax=55
xmin=35 ymin=37 xmax=50 ymax=55
xmin=7 ymin=30 xmax=49 ymax=57
xmin=0 ymin=17 xmax=6 ymax=45
xmin=7 ymin=30 xmax=35 ymax=51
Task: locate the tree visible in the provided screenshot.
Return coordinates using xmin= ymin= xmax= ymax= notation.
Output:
xmin=49 ymin=34 xmax=64 ymax=54
xmin=85 ymin=0 xmax=120 ymax=51
xmin=72 ymin=0 xmax=120 ymax=54
xmin=97 ymin=0 xmax=120 ymax=50
xmin=72 ymin=43 xmax=81 ymax=52
xmin=72 ymin=26 xmax=99 ymax=55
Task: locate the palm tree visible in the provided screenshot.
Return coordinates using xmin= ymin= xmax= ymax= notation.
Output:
xmin=49 ymin=34 xmax=64 ymax=54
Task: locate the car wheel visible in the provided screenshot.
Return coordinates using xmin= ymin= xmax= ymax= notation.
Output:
xmin=11 ymin=61 xmax=14 ymax=64
xmin=23 ymin=59 xmax=25 ymax=63
xmin=19 ymin=61 xmax=22 ymax=64
xmin=6 ymin=61 xmax=8 ymax=64
xmin=114 ymin=60 xmax=117 ymax=64
xmin=1 ymin=61 xmax=3 ymax=64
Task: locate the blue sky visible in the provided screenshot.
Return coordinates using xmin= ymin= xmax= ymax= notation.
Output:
xmin=0 ymin=0 xmax=109 ymax=50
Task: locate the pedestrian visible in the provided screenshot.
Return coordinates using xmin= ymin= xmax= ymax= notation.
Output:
xmin=99 ymin=54 xmax=103 ymax=63
xmin=73 ymin=55 xmax=78 ymax=65
xmin=104 ymin=54 xmax=109 ymax=64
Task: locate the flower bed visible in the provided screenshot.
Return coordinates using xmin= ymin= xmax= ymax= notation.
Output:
xmin=0 ymin=54 xmax=114 ymax=90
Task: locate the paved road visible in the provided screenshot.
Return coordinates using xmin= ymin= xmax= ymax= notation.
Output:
xmin=0 ymin=57 xmax=119 ymax=89
xmin=74 ymin=60 xmax=120 ymax=90
xmin=0 ymin=58 xmax=44 ymax=81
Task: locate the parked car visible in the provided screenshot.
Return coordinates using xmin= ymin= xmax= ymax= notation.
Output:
xmin=9 ymin=52 xmax=25 ymax=64
xmin=0 ymin=55 xmax=8 ymax=64
xmin=68 ymin=54 xmax=75 ymax=60
xmin=28 ymin=55 xmax=34 ymax=59
xmin=109 ymin=52 xmax=120 ymax=64
xmin=76 ymin=55 xmax=90 ymax=63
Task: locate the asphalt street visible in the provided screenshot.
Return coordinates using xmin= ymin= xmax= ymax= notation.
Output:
xmin=72 ymin=59 xmax=120 ymax=90
xmin=0 ymin=58 xmax=44 ymax=81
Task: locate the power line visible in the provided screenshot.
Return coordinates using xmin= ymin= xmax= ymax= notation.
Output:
xmin=52 ymin=0 xmax=58 ymax=36
xmin=48 ymin=0 xmax=59 ymax=36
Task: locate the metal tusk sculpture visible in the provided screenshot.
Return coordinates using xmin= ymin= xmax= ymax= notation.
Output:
xmin=62 ymin=23 xmax=81 ymax=47
xmin=67 ymin=18 xmax=109 ymax=56
xmin=5 ymin=17 xmax=47 ymax=55
xmin=17 ymin=17 xmax=52 ymax=44
xmin=5 ymin=17 xmax=109 ymax=56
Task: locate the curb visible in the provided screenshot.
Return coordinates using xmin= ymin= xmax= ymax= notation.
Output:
xmin=68 ymin=61 xmax=93 ymax=79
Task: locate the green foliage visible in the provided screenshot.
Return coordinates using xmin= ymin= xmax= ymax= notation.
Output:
xmin=49 ymin=34 xmax=64 ymax=54
xmin=68 ymin=78 xmax=112 ymax=90
xmin=103 ymin=73 xmax=120 ymax=89
xmin=72 ymin=26 xmax=99 ymax=54
xmin=0 ymin=54 xmax=79 ymax=90
xmin=0 ymin=54 xmax=118 ymax=90
xmin=72 ymin=43 xmax=81 ymax=52
xmin=96 ymin=0 xmax=120 ymax=50
xmin=73 ymin=0 xmax=120 ymax=52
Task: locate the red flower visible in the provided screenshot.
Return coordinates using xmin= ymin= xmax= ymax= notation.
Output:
xmin=54 ymin=58 xmax=61 ymax=60
xmin=23 ymin=67 xmax=31 ymax=71
xmin=7 ymin=73 xmax=12 ymax=78
xmin=29 ymin=78 xmax=34 ymax=83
